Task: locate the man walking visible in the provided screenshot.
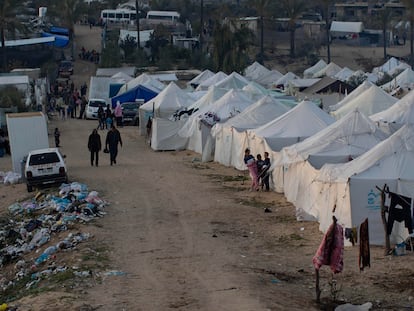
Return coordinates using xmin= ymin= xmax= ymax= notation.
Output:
xmin=105 ymin=124 xmax=122 ymax=165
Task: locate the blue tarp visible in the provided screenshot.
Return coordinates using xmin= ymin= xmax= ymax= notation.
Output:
xmin=50 ymin=26 xmax=70 ymax=36
xmin=109 ymin=83 xmax=123 ymax=98
xmin=111 ymin=84 xmax=158 ymax=107
xmin=41 ymin=32 xmax=70 ymax=48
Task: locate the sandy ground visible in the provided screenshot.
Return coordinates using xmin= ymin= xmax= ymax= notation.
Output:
xmin=0 ymin=25 xmax=414 ymax=311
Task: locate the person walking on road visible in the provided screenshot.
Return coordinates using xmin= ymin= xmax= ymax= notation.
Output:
xmin=105 ymin=124 xmax=122 ymax=166
xmin=88 ymin=129 xmax=101 ymax=166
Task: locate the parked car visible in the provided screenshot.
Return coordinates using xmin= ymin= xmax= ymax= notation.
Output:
xmin=121 ymin=102 xmax=141 ymax=125
xmin=25 ymin=148 xmax=68 ymax=192
xmin=58 ymin=60 xmax=74 ymax=77
xmin=86 ymin=98 xmax=106 ymax=119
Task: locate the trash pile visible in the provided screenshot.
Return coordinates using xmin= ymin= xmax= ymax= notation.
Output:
xmin=0 ymin=171 xmax=21 ymax=185
xmin=0 ymin=182 xmax=108 ymax=300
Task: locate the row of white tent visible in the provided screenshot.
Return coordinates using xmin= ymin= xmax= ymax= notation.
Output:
xmin=134 ymin=63 xmax=414 ymax=247
xmin=241 ymin=57 xmax=414 ymax=96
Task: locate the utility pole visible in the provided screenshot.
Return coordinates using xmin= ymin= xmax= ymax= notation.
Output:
xmin=200 ymin=0 xmax=204 ymax=51
xmin=136 ymin=0 xmax=140 ymax=49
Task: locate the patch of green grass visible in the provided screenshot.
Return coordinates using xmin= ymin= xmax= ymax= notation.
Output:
xmin=50 ymin=270 xmax=74 ymax=283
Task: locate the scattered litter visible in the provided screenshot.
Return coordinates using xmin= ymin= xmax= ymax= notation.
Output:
xmin=270 ymin=278 xmax=281 ymax=284
xmin=264 ymin=208 xmax=272 ymax=213
xmin=104 ymin=270 xmax=126 ymax=276
xmin=335 ymin=302 xmax=372 ymax=311
xmin=0 ymin=182 xmax=108 ymax=292
xmin=0 ymin=171 xmax=21 ymax=184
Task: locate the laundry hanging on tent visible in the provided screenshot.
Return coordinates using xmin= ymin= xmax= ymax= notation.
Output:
xmin=313 ymin=217 xmax=344 ymax=274
xmin=359 ymin=218 xmax=370 ymax=271
xmin=386 ymin=192 xmax=413 ymax=235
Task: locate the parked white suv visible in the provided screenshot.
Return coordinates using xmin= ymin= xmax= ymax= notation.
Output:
xmin=25 ymin=148 xmax=68 ymax=192
xmin=86 ymin=98 xmax=106 ymax=119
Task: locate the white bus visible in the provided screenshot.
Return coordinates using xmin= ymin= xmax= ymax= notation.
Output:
xmin=146 ymin=11 xmax=180 ymax=23
xmin=100 ymin=9 xmax=137 ymax=23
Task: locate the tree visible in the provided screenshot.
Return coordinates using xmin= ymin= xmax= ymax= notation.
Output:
xmin=279 ymin=0 xmax=307 ymax=58
xmin=376 ymin=8 xmax=394 ymax=60
xmin=211 ymin=21 xmax=254 ymax=73
xmin=319 ymin=0 xmax=334 ymax=63
xmin=0 ymin=0 xmax=25 ymax=70
xmin=249 ymin=0 xmax=270 ymax=64
xmin=402 ymin=0 xmax=414 ymax=68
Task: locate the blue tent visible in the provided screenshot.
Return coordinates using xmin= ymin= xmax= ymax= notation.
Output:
xmin=41 ymin=32 xmax=70 ymax=48
xmin=111 ymin=84 xmax=158 ymax=107
xmin=49 ymin=26 xmax=70 ymax=36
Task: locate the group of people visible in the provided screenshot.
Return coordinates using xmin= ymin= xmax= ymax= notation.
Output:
xmin=244 ymin=148 xmax=271 ymax=192
xmin=88 ymin=125 xmax=123 ymax=166
xmin=97 ymin=102 xmax=123 ymax=130
xmin=48 ymin=81 xmax=88 ymax=120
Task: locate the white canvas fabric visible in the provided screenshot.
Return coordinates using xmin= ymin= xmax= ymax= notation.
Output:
xmin=303 ymin=59 xmax=327 ymax=78
xmin=380 ymin=68 xmax=414 ymax=92
xmin=179 ymin=89 xmax=253 ymax=154
xmin=88 ymin=76 xmax=112 ymax=105
xmin=329 ymin=80 xmax=374 ymax=112
xmin=117 ymin=73 xmax=165 ymax=95
xmin=371 ymin=89 xmax=414 ymax=135
xmin=274 ymin=72 xmax=299 ymax=88
xmin=151 ymin=118 xmax=188 ymax=151
xmin=110 ymin=72 xmax=133 ymax=83
xmin=244 ymin=61 xmax=271 ymax=80
xmin=212 ymin=95 xmax=290 ymax=168
xmin=277 ymin=109 xmax=388 ymax=220
xmin=139 ymin=82 xmax=195 ymax=135
xmin=373 ymin=57 xmax=403 ymax=74
xmin=313 ymin=62 xmax=342 ymax=78
xmin=213 ymin=72 xmax=250 ymax=90
xmin=331 ymin=84 xmax=398 ymax=119
xmin=255 ymin=69 xmax=284 ymax=88
xmin=312 ymin=125 xmax=414 ymax=245
xmin=248 ymin=101 xmax=335 ymax=151
xmin=195 ymin=71 xmax=228 ymax=91
xmin=330 ymin=21 xmax=363 ymax=33
xmin=334 ymin=67 xmax=355 ymax=82
xmin=187 ymin=69 xmax=215 ymax=87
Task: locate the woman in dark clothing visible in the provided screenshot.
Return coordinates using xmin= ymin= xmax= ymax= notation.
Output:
xmin=88 ymin=129 xmax=101 ymax=166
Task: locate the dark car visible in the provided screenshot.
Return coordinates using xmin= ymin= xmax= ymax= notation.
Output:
xmin=121 ymin=102 xmax=140 ymax=125
xmin=58 ymin=60 xmax=74 ymax=77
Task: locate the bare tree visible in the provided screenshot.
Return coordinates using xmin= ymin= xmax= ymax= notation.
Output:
xmin=280 ymin=0 xmax=308 ymax=58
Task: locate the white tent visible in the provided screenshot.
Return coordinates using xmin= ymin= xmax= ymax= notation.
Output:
xmin=313 ymin=62 xmax=342 ymax=78
xmin=274 ymin=72 xmax=299 ymax=88
xmin=244 ymin=61 xmax=271 ymax=80
xmin=329 ymin=80 xmax=374 ymax=112
xmin=330 ymin=84 xmax=398 ymax=119
xmin=312 ymin=124 xmax=414 ymax=245
xmin=371 ymin=89 xmax=414 ymax=134
xmin=213 ymin=95 xmax=290 ymax=169
xmin=348 ymin=70 xmax=381 ymax=84
xmin=255 ymin=69 xmax=284 ymax=88
xmin=179 ymin=89 xmax=253 ymax=155
xmin=139 ymin=82 xmax=195 ymax=135
xmin=246 ymin=101 xmax=335 ymax=190
xmin=110 ymin=71 xmax=133 ymax=83
xmin=187 ymin=69 xmax=215 ymax=88
xmin=387 ymin=61 xmax=411 ymax=77
xmin=373 ymin=57 xmax=404 ymax=74
xmin=213 ymin=71 xmax=250 ymax=90
xmin=117 ymin=73 xmax=165 ymax=95
xmin=303 ymin=59 xmax=327 ymax=78
xmin=334 ymin=67 xmax=355 ymax=82
xmin=195 ymin=71 xmax=228 ymax=91
xmin=330 ymin=21 xmax=363 ymax=35
xmin=380 ymin=68 xmax=414 ymax=93
xmin=276 ymin=109 xmax=388 ymax=220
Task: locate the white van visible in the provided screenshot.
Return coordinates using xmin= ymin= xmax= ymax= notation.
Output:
xmin=86 ymin=98 xmax=106 ymax=119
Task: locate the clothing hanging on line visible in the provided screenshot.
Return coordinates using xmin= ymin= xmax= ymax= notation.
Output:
xmin=359 ymin=218 xmax=370 ymax=271
xmin=386 ymin=192 xmax=413 ymax=235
